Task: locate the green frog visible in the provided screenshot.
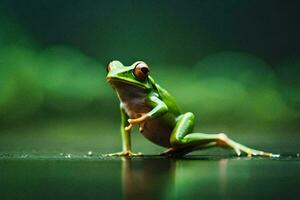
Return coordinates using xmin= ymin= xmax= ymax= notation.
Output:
xmin=106 ymin=60 xmax=273 ymax=157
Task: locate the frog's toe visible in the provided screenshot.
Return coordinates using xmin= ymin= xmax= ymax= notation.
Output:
xmin=124 ymin=124 xmax=133 ymax=132
xmin=139 ymin=122 xmax=145 ymax=132
xmin=242 ymin=148 xmax=274 ymax=157
xmin=160 ymin=147 xmax=176 ymax=156
xmin=103 ymin=152 xmax=123 ymax=157
xmin=131 ymin=152 xmax=143 ymax=157
xmin=160 ymin=147 xmax=191 ymax=157
xmin=253 ymin=150 xmax=274 ymax=157
xmin=123 ymin=151 xmax=143 ymax=157
xmin=128 ymin=115 xmax=149 ymax=124
xmin=103 ymin=151 xmax=143 ymax=157
xmin=233 ymin=147 xmax=241 ymax=156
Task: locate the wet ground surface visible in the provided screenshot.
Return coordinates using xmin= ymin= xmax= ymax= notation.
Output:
xmin=0 ymin=119 xmax=299 ymax=199
xmin=1 ymin=153 xmax=299 ymax=200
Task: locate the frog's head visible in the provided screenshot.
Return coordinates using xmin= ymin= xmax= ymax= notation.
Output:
xmin=106 ymin=60 xmax=152 ymax=90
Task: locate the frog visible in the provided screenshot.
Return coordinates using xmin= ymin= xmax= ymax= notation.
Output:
xmin=106 ymin=60 xmax=274 ymax=157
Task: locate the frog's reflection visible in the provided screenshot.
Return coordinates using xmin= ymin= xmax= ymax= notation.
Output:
xmin=121 ymin=157 xmax=176 ymax=200
xmin=121 ymin=157 xmax=229 ymax=199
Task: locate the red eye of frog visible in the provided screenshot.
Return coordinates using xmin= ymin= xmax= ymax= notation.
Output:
xmin=134 ymin=62 xmax=150 ymax=80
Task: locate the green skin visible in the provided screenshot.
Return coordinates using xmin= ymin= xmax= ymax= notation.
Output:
xmin=106 ymin=60 xmax=273 ymax=157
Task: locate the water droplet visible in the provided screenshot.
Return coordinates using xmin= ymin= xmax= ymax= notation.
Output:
xmin=65 ymin=154 xmax=71 ymax=158
xmin=87 ymin=151 xmax=93 ymax=156
xmin=21 ymin=154 xmax=29 ymax=158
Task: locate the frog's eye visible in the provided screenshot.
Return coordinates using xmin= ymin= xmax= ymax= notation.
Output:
xmin=134 ymin=62 xmax=150 ymax=80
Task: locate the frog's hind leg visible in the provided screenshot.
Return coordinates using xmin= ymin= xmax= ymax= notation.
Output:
xmin=163 ymin=112 xmax=272 ymax=157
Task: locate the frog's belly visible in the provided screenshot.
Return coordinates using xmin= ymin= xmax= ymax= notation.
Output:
xmin=142 ymin=118 xmax=173 ymax=148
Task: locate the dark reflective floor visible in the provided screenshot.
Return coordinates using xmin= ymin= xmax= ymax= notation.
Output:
xmin=1 ymin=118 xmax=299 ymax=199
xmin=0 ymin=154 xmax=299 ymax=200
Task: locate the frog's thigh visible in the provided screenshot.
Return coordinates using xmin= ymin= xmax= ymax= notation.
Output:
xmin=169 ymin=113 xmax=272 ymax=157
xmin=170 ymin=112 xmax=221 ymax=148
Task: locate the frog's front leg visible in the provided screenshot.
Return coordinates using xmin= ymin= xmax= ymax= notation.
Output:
xmin=125 ymin=94 xmax=168 ymax=132
xmin=163 ymin=112 xmax=274 ymax=157
xmin=105 ymin=104 xmax=142 ymax=157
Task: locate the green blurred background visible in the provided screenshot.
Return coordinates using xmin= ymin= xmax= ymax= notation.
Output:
xmin=0 ymin=0 xmax=299 ymax=155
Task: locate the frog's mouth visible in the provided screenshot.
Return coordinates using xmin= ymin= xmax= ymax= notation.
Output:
xmin=107 ymin=77 xmax=148 ymax=90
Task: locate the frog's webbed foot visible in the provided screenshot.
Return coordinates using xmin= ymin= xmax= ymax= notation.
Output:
xmin=103 ymin=151 xmax=143 ymax=157
xmin=217 ymin=133 xmax=275 ymax=157
xmin=125 ymin=115 xmax=149 ymax=132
